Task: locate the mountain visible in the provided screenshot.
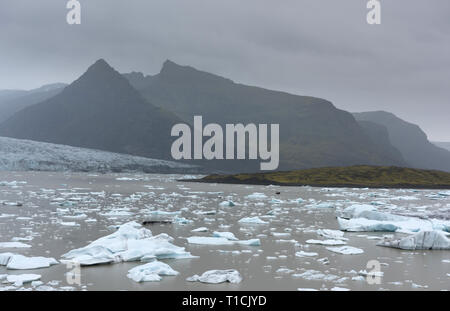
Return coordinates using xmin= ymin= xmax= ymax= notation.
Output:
xmin=124 ymin=60 xmax=407 ymax=171
xmin=0 ymin=83 xmax=67 ymax=123
xmin=433 ymin=142 xmax=450 ymax=152
xmin=0 ymin=136 xmax=198 ymax=173
xmin=353 ymin=111 xmax=450 ymax=172
xmin=0 ymin=59 xmax=182 ymax=161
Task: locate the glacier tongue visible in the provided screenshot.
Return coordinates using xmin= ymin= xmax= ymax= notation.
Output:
xmin=0 ymin=136 xmax=198 ymax=173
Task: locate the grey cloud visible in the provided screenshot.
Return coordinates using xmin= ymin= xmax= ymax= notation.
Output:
xmin=0 ymin=0 xmax=448 ymax=140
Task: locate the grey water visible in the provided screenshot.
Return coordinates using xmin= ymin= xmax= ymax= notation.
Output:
xmin=0 ymin=171 xmax=449 ymax=291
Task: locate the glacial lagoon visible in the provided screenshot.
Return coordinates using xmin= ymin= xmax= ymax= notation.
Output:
xmin=0 ymin=171 xmax=449 ymax=291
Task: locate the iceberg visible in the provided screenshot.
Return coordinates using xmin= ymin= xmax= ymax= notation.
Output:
xmin=191 ymin=227 xmax=208 ymax=233
xmin=213 ymin=231 xmax=238 ymax=241
xmin=0 ymin=253 xmax=58 ymax=270
xmin=6 ymin=274 xmax=41 ymax=286
xmin=326 ymin=246 xmax=364 ymax=255
xmin=238 ymin=217 xmax=268 ymax=225
xmin=316 ymin=229 xmax=348 ymax=241
xmin=0 ymin=242 xmax=31 ymax=249
xmin=377 ymin=231 xmax=450 ymax=250
xmin=219 ymin=201 xmax=235 ymax=207
xmin=187 ymin=269 xmax=242 ymax=284
xmin=305 ymin=239 xmax=347 ymax=246
xmin=295 ymin=251 xmax=318 ymax=258
xmin=127 ymin=261 xmax=179 ymax=282
xmin=187 ymin=236 xmax=261 ymax=246
xmin=62 ymin=221 xmax=195 ymax=265
xmin=246 ymin=193 xmax=267 ymax=200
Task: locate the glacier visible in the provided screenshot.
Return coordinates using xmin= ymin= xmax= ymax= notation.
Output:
xmin=0 ymin=136 xmax=198 ymax=173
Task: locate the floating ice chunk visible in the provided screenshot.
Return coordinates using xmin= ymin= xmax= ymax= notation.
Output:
xmin=308 ymin=202 xmax=335 ymax=208
xmin=272 ymin=232 xmax=291 ymax=238
xmin=6 ymin=274 xmax=41 ymax=286
xmin=187 ymin=269 xmax=242 ymax=284
xmin=187 ymin=236 xmax=233 ymax=245
xmin=0 ymin=214 xmax=16 ymax=219
xmin=99 ymin=210 xmax=134 ymax=217
xmin=292 ymin=269 xmax=338 ymax=281
xmin=0 ymin=253 xmax=14 ymax=265
xmin=326 ymin=246 xmax=364 ymax=255
xmin=340 ymin=204 xmax=376 ymax=219
xmin=331 ymin=287 xmax=350 ymax=291
xmin=62 ymin=214 xmax=88 ymax=220
xmin=191 ymin=227 xmax=208 ymax=233
xmin=305 ymin=239 xmax=347 ymax=246
xmin=219 ymin=201 xmax=236 ymax=207
xmin=316 ymin=229 xmax=348 ymax=241
xmin=297 ymin=288 xmax=318 ymax=291
xmin=0 ymin=242 xmax=31 ymax=249
xmin=173 ymin=216 xmax=192 ymax=224
xmin=62 ymin=221 xmax=195 ymax=265
xmin=246 ymin=193 xmax=267 ymax=200
xmin=187 ymin=236 xmax=260 ymax=246
xmin=238 ymin=217 xmax=268 ymax=225
xmin=60 ymin=222 xmax=80 ymax=227
xmin=358 ymin=270 xmax=384 ymax=278
xmin=213 ymin=232 xmax=238 ymax=241
xmin=377 ymin=231 xmax=450 ymax=250
xmin=236 ymin=239 xmax=261 ymax=246
xmin=295 ymin=251 xmax=318 ymax=258
xmin=270 ymin=198 xmax=284 ymax=204
xmin=127 ymin=261 xmax=179 ymax=282
xmin=338 ymin=217 xmax=399 ymax=232
xmin=0 ymin=254 xmax=58 ymax=270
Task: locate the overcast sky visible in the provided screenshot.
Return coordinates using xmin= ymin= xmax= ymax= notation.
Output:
xmin=0 ymin=0 xmax=449 ymax=140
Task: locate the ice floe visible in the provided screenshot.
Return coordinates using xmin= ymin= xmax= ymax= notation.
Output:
xmin=187 ymin=269 xmax=242 ymax=284
xmin=295 ymin=251 xmax=318 ymax=258
xmin=127 ymin=261 xmax=179 ymax=282
xmin=62 ymin=221 xmax=195 ymax=265
xmin=6 ymin=274 xmax=41 ymax=286
xmin=187 ymin=236 xmax=261 ymax=246
xmin=305 ymin=239 xmax=347 ymax=246
xmin=378 ymin=231 xmax=450 ymax=250
xmin=0 ymin=253 xmax=58 ymax=270
xmin=0 ymin=242 xmax=31 ymax=249
xmin=238 ymin=217 xmax=268 ymax=225
xmin=326 ymin=246 xmax=364 ymax=255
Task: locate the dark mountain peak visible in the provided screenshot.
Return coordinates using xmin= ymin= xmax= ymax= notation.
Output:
xmin=159 ymin=60 xmax=233 ymax=84
xmin=66 ymin=59 xmax=136 ymax=98
xmin=82 ymin=59 xmax=119 ymax=78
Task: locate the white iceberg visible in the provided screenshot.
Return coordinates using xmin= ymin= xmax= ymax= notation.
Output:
xmin=6 ymin=274 xmax=41 ymax=286
xmin=127 ymin=261 xmax=179 ymax=282
xmin=62 ymin=221 xmax=195 ymax=265
xmin=219 ymin=201 xmax=236 ymax=207
xmin=213 ymin=231 xmax=238 ymax=241
xmin=187 ymin=269 xmax=242 ymax=284
xmin=246 ymin=193 xmax=267 ymax=200
xmin=305 ymin=239 xmax=347 ymax=246
xmin=191 ymin=227 xmax=208 ymax=233
xmin=238 ymin=217 xmax=268 ymax=225
xmin=187 ymin=236 xmax=260 ymax=246
xmin=316 ymin=229 xmax=348 ymax=241
xmin=0 ymin=242 xmax=31 ymax=249
xmin=295 ymin=251 xmax=318 ymax=258
xmin=377 ymin=231 xmax=450 ymax=250
xmin=0 ymin=253 xmax=58 ymax=270
xmin=326 ymin=246 xmax=364 ymax=255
